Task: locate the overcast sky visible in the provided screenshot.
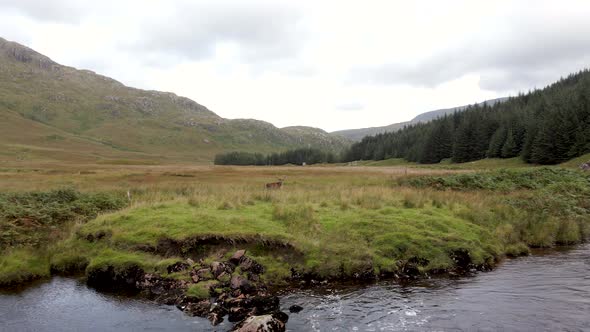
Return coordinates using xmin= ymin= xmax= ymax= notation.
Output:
xmin=2 ymin=0 xmax=590 ymax=131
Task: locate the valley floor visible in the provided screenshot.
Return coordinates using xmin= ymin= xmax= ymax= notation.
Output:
xmin=1 ymin=161 xmax=589 ymax=325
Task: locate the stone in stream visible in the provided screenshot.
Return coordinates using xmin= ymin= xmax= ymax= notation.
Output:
xmin=181 ymin=299 xmax=211 ymax=317
xmin=208 ymin=312 xmax=224 ymax=326
xmin=288 ymin=305 xmax=303 ymax=313
xmin=248 ymin=295 xmax=280 ymax=315
xmin=228 ymin=304 xmax=252 ymax=322
xmin=231 ymin=312 xmax=288 ymax=332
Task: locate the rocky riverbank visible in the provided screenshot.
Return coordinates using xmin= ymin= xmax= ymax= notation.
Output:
xmin=82 ymin=245 xmax=501 ymax=331
xmin=86 ymin=249 xmax=290 ymax=331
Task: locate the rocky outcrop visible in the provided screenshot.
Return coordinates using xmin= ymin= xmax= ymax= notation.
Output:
xmin=0 ymin=37 xmax=57 ymax=70
xmin=580 ymin=162 xmax=590 ymax=171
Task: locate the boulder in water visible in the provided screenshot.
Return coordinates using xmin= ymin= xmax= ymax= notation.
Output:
xmin=231 ymin=313 xmax=288 ymax=332
xmin=182 ymin=299 xmax=211 ymax=317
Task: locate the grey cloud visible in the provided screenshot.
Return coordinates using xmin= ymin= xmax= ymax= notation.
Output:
xmin=128 ymin=1 xmax=308 ymax=64
xmin=348 ymin=14 xmax=590 ymax=93
xmin=0 ymin=0 xmax=86 ymax=23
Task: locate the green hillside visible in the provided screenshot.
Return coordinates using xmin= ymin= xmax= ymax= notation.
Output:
xmin=0 ymin=37 xmax=349 ymax=163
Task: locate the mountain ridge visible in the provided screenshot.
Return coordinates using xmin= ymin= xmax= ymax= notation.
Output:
xmin=332 ymin=97 xmax=508 ymax=141
xmin=0 ymin=37 xmax=349 ymax=164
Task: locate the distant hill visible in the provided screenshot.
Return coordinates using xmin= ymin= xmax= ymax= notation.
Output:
xmin=0 ymin=37 xmax=349 ymax=164
xmin=333 ymin=97 xmax=508 ymax=141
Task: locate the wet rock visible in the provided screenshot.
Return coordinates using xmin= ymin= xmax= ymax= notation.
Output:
xmin=208 ymin=312 xmax=223 ymax=325
xmin=182 ymin=300 xmax=211 ymax=317
xmin=167 ymin=262 xmax=190 ymax=274
xmin=272 ymin=311 xmax=289 ymax=324
xmin=138 ymin=274 xmax=185 ymax=304
xmin=352 ymin=269 xmax=376 ymax=281
xmin=210 ymin=302 xmax=227 ymax=316
xmin=289 ymin=305 xmax=303 ymax=313
xmin=224 ymin=295 xmax=278 ymax=321
xmin=248 ymin=295 xmax=280 ymax=315
xmin=228 ymin=305 xmax=252 ymax=322
xmin=231 ymin=313 xmax=288 ymax=332
xmin=217 ymin=292 xmax=229 ymax=302
xmin=138 ymin=274 xmax=157 ymax=288
xmin=230 ymin=249 xmax=246 ymax=265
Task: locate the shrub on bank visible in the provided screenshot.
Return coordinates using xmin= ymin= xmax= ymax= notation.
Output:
xmin=0 ymin=189 xmax=127 ymax=286
xmin=401 ymin=167 xmax=589 ymax=192
xmin=0 ymin=188 xmax=127 ymax=248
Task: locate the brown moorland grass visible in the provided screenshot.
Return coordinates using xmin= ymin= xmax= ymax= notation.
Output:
xmin=0 ymin=163 xmax=464 ymax=193
xmin=1 ymin=161 xmax=588 ymax=287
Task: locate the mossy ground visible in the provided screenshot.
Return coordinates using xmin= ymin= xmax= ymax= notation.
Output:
xmin=1 ymin=163 xmax=589 ymax=287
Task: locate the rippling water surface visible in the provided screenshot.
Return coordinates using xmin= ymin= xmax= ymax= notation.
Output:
xmin=1 ymin=244 xmax=589 ymax=331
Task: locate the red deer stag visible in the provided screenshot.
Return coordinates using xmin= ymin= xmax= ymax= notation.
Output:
xmin=265 ymin=177 xmax=285 ymax=190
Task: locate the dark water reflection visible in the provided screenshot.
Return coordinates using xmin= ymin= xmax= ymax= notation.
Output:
xmin=0 ymin=277 xmax=229 ymax=331
xmin=281 ymin=244 xmax=590 ymax=331
xmin=1 ymin=244 xmax=589 ymax=331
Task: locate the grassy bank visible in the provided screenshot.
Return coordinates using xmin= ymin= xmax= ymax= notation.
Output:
xmin=1 ymin=164 xmax=589 ymax=288
xmin=0 ymin=189 xmax=126 ymax=286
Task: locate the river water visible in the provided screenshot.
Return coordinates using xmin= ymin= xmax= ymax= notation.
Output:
xmin=1 ymin=244 xmax=589 ymax=331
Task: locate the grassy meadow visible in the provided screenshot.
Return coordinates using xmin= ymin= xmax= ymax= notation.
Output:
xmin=1 ymin=159 xmax=589 ymax=288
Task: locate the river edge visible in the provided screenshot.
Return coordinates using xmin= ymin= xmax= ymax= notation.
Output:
xmin=3 ymin=243 xmax=588 ymax=332
xmin=3 ymin=243 xmax=586 ymax=331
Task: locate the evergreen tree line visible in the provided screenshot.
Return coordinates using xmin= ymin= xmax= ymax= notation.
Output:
xmin=214 ymin=147 xmax=338 ymax=166
xmin=342 ymin=69 xmax=590 ymax=165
